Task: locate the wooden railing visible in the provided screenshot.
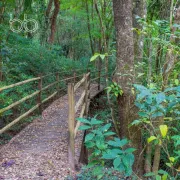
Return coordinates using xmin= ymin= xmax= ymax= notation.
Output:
xmin=67 ymin=70 xmax=106 ymax=169
xmin=0 ymin=68 xmax=86 ymax=135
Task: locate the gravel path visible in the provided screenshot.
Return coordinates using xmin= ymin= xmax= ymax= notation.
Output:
xmin=0 ymin=84 xmax=101 ymax=180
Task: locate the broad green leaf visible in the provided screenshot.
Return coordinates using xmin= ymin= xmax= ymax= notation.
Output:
xmin=93 ymin=149 xmax=101 ymax=156
xmin=156 ymin=175 xmax=161 ymax=180
xmin=97 ymin=174 xmax=103 ymax=180
xmin=122 ymin=154 xmax=134 ymax=167
xmin=166 ymin=163 xmax=172 ymax=167
xmin=86 ymin=160 xmax=99 ymax=168
xmin=108 ymin=138 xmax=128 ymax=147
xmin=131 ymin=120 xmax=141 ymax=126
xmin=118 ymin=138 xmax=129 ymax=147
xmin=158 ymin=169 xmax=168 ymax=175
xmin=108 ymin=140 xmax=120 ymax=147
xmin=110 ymin=149 xmax=123 ymax=155
xmin=76 ymin=118 xmax=90 ymax=124
xmin=85 ymin=141 xmax=95 ymax=148
xmin=113 ymin=157 xmax=121 ymax=168
xmin=138 ymin=112 xmax=148 ymax=117
xmin=159 ymin=125 xmax=168 ymax=138
xmin=162 ymin=174 xmax=168 ymax=180
xmin=102 ymin=153 xmax=117 ymax=159
xmin=104 ymin=131 xmax=116 ymax=136
xmin=79 ymin=125 xmax=91 ymax=130
xmin=156 ymin=92 xmax=166 ymax=104
xmin=118 ymin=163 xmax=125 ymax=172
xmin=96 ymin=137 xmax=106 ymax=150
xmin=137 ymin=73 xmax=145 ymax=77
xmin=90 ymin=53 xmax=100 ymax=62
xmin=175 ymin=79 xmax=179 ymax=86
xmin=169 ymin=157 xmax=175 ymax=163
xmin=85 ymin=133 xmax=95 ymax=142
xmin=147 ymin=136 xmax=157 ymax=143
xmin=144 ymin=172 xmax=156 ymax=177
xmin=101 ymin=123 xmax=111 ymax=132
xmin=125 ymin=148 xmax=136 ymax=153
xmin=100 ymin=54 xmax=105 ymax=60
xmin=91 ymin=118 xmax=103 ymax=125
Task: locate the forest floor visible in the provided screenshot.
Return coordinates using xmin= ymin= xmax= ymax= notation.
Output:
xmin=0 ymin=84 xmax=101 ymax=180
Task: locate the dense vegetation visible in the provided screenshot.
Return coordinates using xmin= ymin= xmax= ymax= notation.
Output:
xmin=0 ymin=0 xmax=180 ymax=179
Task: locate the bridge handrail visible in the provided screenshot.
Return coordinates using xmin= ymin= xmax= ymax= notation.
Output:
xmin=67 ymin=70 xmax=106 ymax=170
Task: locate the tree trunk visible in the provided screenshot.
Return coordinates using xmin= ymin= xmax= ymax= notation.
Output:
xmin=85 ymin=0 xmax=94 ymax=55
xmin=48 ymin=0 xmax=60 ymax=44
xmin=113 ymin=0 xmax=143 ymax=176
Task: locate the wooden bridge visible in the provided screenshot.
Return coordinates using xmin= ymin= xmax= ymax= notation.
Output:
xmin=0 ymin=68 xmax=107 ymax=179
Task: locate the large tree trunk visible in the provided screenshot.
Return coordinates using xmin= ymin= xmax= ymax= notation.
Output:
xmin=113 ymin=0 xmax=143 ymax=176
xmin=48 ymin=0 xmax=60 ymax=44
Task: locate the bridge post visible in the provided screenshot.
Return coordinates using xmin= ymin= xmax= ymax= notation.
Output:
xmin=98 ymin=69 xmax=101 ymax=91
xmin=56 ymin=72 xmax=59 ymax=94
xmin=68 ymin=83 xmax=75 ymax=170
xmin=73 ymin=71 xmax=76 ymax=84
xmin=37 ymin=74 xmax=42 ymax=114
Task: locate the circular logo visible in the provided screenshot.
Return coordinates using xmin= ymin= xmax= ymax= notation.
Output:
xmin=9 ymin=14 xmax=38 ymax=33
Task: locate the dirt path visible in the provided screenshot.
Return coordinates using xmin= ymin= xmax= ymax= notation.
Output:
xmin=0 ymin=84 xmax=101 ymax=180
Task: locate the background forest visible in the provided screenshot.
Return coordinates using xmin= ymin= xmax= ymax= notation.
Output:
xmin=0 ymin=0 xmax=180 ymax=179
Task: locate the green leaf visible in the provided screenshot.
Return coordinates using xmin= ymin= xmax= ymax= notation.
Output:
xmin=156 ymin=92 xmax=166 ymax=104
xmin=108 ymin=140 xmax=119 ymax=147
xmin=137 ymin=73 xmax=145 ymax=77
xmin=101 ymin=123 xmax=111 ymax=132
xmin=104 ymin=131 xmax=116 ymax=136
xmin=85 ymin=141 xmax=95 ymax=148
xmin=100 ymin=54 xmax=105 ymax=60
xmin=92 ymin=166 xmax=103 ymax=176
xmin=144 ymin=172 xmax=156 ymax=177
xmin=110 ymin=149 xmax=123 ymax=155
xmin=119 ymin=139 xmax=129 ymax=147
xmin=131 ymin=120 xmax=141 ymax=126
xmin=96 ymin=137 xmax=106 ymax=150
xmin=79 ymin=125 xmax=91 ymax=130
xmin=162 ymin=174 xmax=168 ymax=180
xmin=90 ymin=53 xmax=100 ymax=62
xmin=102 ymin=153 xmax=117 ymax=159
xmin=122 ymin=154 xmax=134 ymax=167
xmin=166 ymin=163 xmax=172 ymax=167
xmin=86 ymin=160 xmax=99 ymax=168
xmin=159 ymin=125 xmax=168 ymax=138
xmin=76 ymin=118 xmax=90 ymax=124
xmin=125 ymin=148 xmax=136 ymax=153
xmin=156 ymin=175 xmax=161 ymax=180
xmin=175 ymin=79 xmax=179 ymax=86
xmin=147 ymin=136 xmax=157 ymax=143
xmin=93 ymin=149 xmax=101 ymax=156
xmin=138 ymin=112 xmax=148 ymax=117
xmin=91 ymin=118 xmax=103 ymax=125
xmin=118 ymin=163 xmax=125 ymax=172
xmin=158 ymin=169 xmax=168 ymax=175
xmin=85 ymin=133 xmax=95 ymax=142
xmin=169 ymin=157 xmax=175 ymax=163
xmin=113 ymin=157 xmax=121 ymax=168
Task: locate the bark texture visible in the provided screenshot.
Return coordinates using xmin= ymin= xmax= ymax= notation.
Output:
xmin=113 ymin=0 xmax=143 ymax=176
xmin=48 ymin=0 xmax=60 ymax=44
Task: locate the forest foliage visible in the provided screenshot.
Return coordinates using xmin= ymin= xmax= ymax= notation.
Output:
xmin=0 ymin=0 xmax=180 ymax=179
